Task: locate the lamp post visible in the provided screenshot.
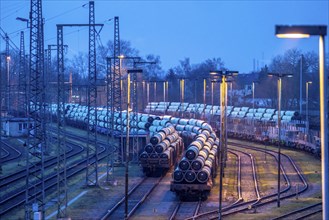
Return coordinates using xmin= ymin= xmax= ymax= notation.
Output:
xmin=147 ymin=81 xmax=150 ymax=113
xmin=211 ymin=80 xmax=214 ymax=114
xmin=125 ymin=69 xmax=142 ymax=219
xmin=6 ymin=56 xmax=10 ymax=115
xmin=252 ymin=80 xmax=259 ymax=132
xmin=154 ymin=81 xmax=157 ymax=103
xmin=0 ymin=54 xmax=3 ymax=174
xmin=268 ymin=72 xmax=293 ymax=208
xmin=228 ymin=81 xmax=233 ymax=107
xmin=209 ymin=70 xmax=238 ymax=220
xmin=194 ymin=79 xmax=197 ymax=118
xmin=275 ymin=25 xmax=327 ymax=219
xmin=203 ymin=78 xmax=207 ymax=106
xmin=163 ymin=81 xmax=166 ymax=103
xmin=306 ymin=81 xmax=312 ymax=133
xmin=180 ymin=78 xmax=185 ymax=117
xmin=300 ymin=55 xmax=303 ymax=115
xmin=142 ymin=81 xmax=145 ymax=111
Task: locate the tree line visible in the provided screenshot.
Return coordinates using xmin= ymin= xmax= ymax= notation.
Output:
xmin=0 ymin=39 xmax=327 ymax=112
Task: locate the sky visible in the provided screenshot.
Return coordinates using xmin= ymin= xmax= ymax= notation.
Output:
xmin=0 ymin=0 xmax=328 ymax=74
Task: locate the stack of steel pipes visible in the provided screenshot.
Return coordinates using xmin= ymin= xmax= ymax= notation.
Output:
xmin=173 ymin=130 xmax=219 ymax=184
xmin=140 ymin=125 xmax=183 ymax=167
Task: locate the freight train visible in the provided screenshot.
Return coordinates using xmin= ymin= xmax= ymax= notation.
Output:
xmin=49 ymin=103 xmax=221 ymax=198
xmin=45 ymin=102 xmax=320 ymax=200
xmin=145 ymin=101 xmax=321 ymax=157
xmin=171 ymin=129 xmax=219 ymax=200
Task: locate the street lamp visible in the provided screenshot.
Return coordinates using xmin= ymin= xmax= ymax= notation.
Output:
xmin=268 ymin=72 xmax=293 ymax=208
xmin=179 ymin=78 xmax=185 ymax=117
xmin=147 ymin=81 xmax=150 ymax=112
xmin=227 ymin=80 xmax=233 ymax=107
xmin=209 ymin=70 xmax=238 ymax=220
xmin=203 ymin=78 xmax=207 ymax=106
xmin=211 ymin=80 xmax=214 ymax=114
xmin=275 ymin=25 xmax=327 ymax=219
xmin=125 ymin=69 xmax=142 ymax=219
xmin=154 ymin=81 xmax=157 ymax=103
xmin=6 ymin=56 xmax=10 ymax=115
xmin=300 ymin=55 xmax=303 ymax=115
xmin=306 ymin=81 xmax=312 ymax=133
xmin=252 ymin=80 xmax=259 ymax=132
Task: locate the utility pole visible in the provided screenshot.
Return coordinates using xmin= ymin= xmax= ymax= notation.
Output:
xmin=0 ymin=54 xmax=3 ymax=175
xmin=109 ymin=16 xmax=123 ymax=167
xmin=86 ymin=0 xmax=99 ymax=186
xmin=18 ymin=31 xmax=27 ymax=117
xmin=105 ymin=16 xmax=121 ymax=182
xmin=300 ymin=55 xmax=303 ymax=115
xmin=5 ymin=33 xmax=10 ymax=115
xmin=55 ymin=6 xmax=103 ymax=215
xmin=56 ymin=25 xmax=68 ymax=218
xmin=25 ymin=0 xmax=46 ymax=219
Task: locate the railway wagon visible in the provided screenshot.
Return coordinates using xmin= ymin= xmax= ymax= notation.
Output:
xmin=170 ymin=130 xmax=219 ymax=200
xmin=139 ymin=125 xmax=184 ymax=176
xmin=170 ymin=180 xmax=213 ymax=200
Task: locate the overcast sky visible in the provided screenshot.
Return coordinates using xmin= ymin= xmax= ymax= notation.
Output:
xmin=1 ymin=0 xmax=328 ymax=73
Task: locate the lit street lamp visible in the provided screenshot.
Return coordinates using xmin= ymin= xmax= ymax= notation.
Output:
xmin=209 ymin=70 xmax=238 ymax=220
xmin=306 ymin=81 xmax=312 ymax=133
xmin=268 ymin=72 xmax=293 ymax=208
xmin=211 ymin=80 xmax=214 ymax=114
xmin=125 ymin=69 xmax=142 ymax=219
xmin=180 ymin=78 xmax=185 ymax=117
xmin=275 ymin=25 xmax=327 ymax=219
xmin=300 ymin=55 xmax=303 ymax=115
xmin=252 ymin=80 xmax=259 ymax=132
xmin=203 ymin=78 xmax=207 ymax=106
xmin=6 ymin=56 xmax=10 ymax=115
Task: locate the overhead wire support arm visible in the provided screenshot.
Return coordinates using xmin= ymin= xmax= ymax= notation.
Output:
xmin=55 ymin=9 xmax=104 ymax=189
xmin=53 ymin=3 xmax=104 ymax=215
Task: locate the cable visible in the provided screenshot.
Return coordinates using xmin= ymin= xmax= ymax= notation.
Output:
xmin=8 ymin=27 xmax=29 ymax=36
xmin=0 ymin=27 xmax=19 ymax=51
xmin=45 ymin=1 xmax=88 ymax=22
xmin=45 ymin=27 xmax=88 ymax=43
xmin=0 ymin=4 xmax=27 ymax=22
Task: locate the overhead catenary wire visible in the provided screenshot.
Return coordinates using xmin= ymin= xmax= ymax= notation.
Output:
xmin=45 ymin=2 xmax=88 ymax=22
xmin=2 ymin=1 xmax=88 ymax=43
xmin=0 ymin=4 xmax=27 ymax=22
xmin=0 ymin=27 xmax=19 ymax=52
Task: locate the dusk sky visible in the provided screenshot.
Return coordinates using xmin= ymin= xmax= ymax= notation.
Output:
xmin=1 ymin=0 xmax=328 ymax=74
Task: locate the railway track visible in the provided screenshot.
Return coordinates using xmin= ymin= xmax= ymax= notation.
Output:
xmin=189 ymin=142 xmax=296 ymax=219
xmin=0 ymin=129 xmax=109 ymax=194
xmin=0 ymin=141 xmax=22 ymax=163
xmin=219 ymin=142 xmax=308 ymax=218
xmin=226 ymin=150 xmax=243 ymax=207
xmin=272 ymin=202 xmax=322 ymax=220
xmin=184 ymin=150 xmax=242 ymax=220
xmin=230 ymin=142 xmax=309 ymax=200
xmin=0 ymin=145 xmax=10 ymax=159
xmin=0 ymin=141 xmax=106 ymax=217
xmin=229 ymin=148 xmax=261 ymax=205
xmin=101 ymin=176 xmax=164 ymax=219
xmin=169 ymin=200 xmax=201 ymax=220
xmin=0 ymin=143 xmax=79 ymax=196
